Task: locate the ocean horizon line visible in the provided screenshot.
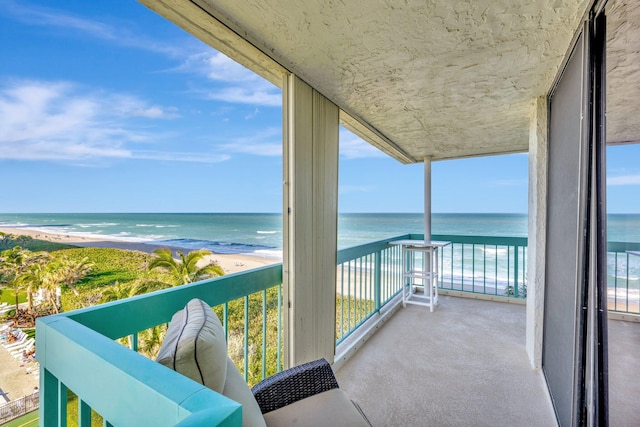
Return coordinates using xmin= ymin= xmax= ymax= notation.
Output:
xmin=1 ymin=212 xmax=637 ymax=257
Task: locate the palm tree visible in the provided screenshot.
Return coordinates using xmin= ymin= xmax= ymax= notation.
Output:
xmin=17 ymin=262 xmax=48 ymax=311
xmin=0 ymin=232 xmax=14 ymax=249
xmin=21 ymin=256 xmax=94 ymax=313
xmin=0 ymin=247 xmax=48 ymax=313
xmin=38 ymin=264 xmax=64 ymax=314
xmin=138 ymin=324 xmax=168 ymax=358
xmin=16 ymin=235 xmax=33 ymax=247
xmin=100 ymin=281 xmax=151 ymax=304
xmin=148 ymin=248 xmax=224 ymax=286
xmin=56 ymin=256 xmax=94 ymax=296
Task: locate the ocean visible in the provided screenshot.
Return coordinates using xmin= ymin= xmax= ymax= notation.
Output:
xmin=0 ymin=213 xmax=638 ymax=259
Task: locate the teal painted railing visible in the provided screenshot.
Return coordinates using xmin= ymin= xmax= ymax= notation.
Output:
xmin=335 ymin=233 xmax=529 ymax=344
xmin=336 ymin=236 xmax=405 ymax=344
xmin=334 ymin=235 xmax=640 ymax=343
xmin=432 ymin=234 xmax=529 ymax=298
xmin=607 ymin=242 xmax=640 ymax=314
xmin=36 ymin=265 xmax=282 ymax=427
xmin=35 ymin=235 xmax=639 ymax=426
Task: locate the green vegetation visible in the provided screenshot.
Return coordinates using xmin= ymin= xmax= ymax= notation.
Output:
xmin=0 ymin=291 xmax=26 ymax=305
xmin=0 ymin=388 xmax=110 ymax=427
xmin=58 ymin=247 xmax=173 ymax=312
xmin=2 ymin=410 xmax=38 ymax=427
xmin=66 ymin=391 xmax=104 ymax=426
xmin=149 ymin=248 xmax=224 ymax=285
xmin=1 ymin=233 xmax=226 ymax=323
xmin=0 ymin=231 xmax=75 ymax=252
xmin=213 ymin=287 xmax=282 ymax=386
xmin=0 ymin=246 xmax=50 ymax=314
xmin=1 ymin=235 xmax=230 ymax=375
xmin=336 ymin=295 xmax=376 ymax=340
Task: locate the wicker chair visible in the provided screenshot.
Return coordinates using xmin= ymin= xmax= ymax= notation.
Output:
xmin=252 ymin=358 xmax=371 ymax=426
xmin=252 ymin=358 xmax=339 ymax=413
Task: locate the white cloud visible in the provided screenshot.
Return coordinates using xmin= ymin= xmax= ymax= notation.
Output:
xmin=0 ymin=81 xmax=132 ymax=161
xmin=3 ymin=1 xmax=112 ymax=37
xmin=132 ymin=150 xmax=230 ymax=163
xmin=221 ymin=127 xmax=282 ymax=156
xmin=180 ymin=52 xmax=281 ymax=107
xmin=339 ymin=130 xmax=386 ymax=159
xmin=3 ymin=141 xmax=131 ymax=162
xmin=0 ymin=79 xmax=224 ymax=164
xmin=133 ymin=106 xmax=180 ymax=119
xmin=3 ymin=2 xmax=280 ymax=108
xmin=205 ymin=87 xmax=281 ymax=107
xmin=2 ymin=0 xmax=189 ymax=57
xmin=203 ymin=52 xmax=258 ymax=83
xmin=608 ymin=174 xmax=640 ymax=186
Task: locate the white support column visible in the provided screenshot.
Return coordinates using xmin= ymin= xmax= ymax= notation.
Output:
xmin=526 ymin=96 xmax=548 ymax=369
xmin=424 ymin=156 xmax=432 ymax=242
xmin=282 ymin=74 xmax=339 ymax=368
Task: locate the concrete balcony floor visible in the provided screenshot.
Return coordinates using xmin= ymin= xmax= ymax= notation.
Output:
xmin=335 ymin=295 xmax=640 ymax=427
xmin=608 ymin=316 xmax=640 ymax=427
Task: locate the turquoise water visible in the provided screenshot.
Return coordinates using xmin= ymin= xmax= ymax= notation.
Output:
xmin=0 ymin=213 xmax=527 ymax=257
xmin=0 ymin=213 xmax=637 ymax=259
xmin=1 ymin=212 xmax=637 ymax=292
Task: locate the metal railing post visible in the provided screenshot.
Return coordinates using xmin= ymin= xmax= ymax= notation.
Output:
xmin=514 ymin=246 xmax=519 ymax=298
xmin=374 ymin=251 xmax=381 ymax=312
xmin=79 ymin=399 xmax=92 ymax=427
xmin=58 ymin=381 xmax=67 ymax=427
xmin=262 ymin=290 xmax=267 ymax=381
xmin=243 ymin=296 xmax=249 ymax=381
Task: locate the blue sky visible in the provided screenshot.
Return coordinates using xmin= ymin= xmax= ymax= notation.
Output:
xmin=0 ymin=0 xmax=638 ymax=214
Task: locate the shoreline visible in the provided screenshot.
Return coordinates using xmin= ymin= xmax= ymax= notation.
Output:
xmin=0 ymin=227 xmax=279 ymax=275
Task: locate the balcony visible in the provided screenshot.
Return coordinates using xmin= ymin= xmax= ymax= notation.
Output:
xmin=35 ymin=234 xmax=639 ymax=425
xmin=336 ymin=296 xmax=556 ymax=426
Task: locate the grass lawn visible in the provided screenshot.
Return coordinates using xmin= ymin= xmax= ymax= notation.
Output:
xmin=3 ymin=410 xmax=38 ymax=427
xmin=0 ymin=292 xmax=27 ymax=306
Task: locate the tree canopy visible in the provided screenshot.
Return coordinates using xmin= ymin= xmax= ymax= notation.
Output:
xmin=148 ymin=248 xmax=224 ymax=286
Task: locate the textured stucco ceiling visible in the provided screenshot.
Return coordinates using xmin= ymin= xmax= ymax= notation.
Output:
xmin=161 ymin=0 xmax=637 ymax=162
xmin=607 ymin=0 xmax=640 ymax=145
xmin=192 ymin=0 xmax=590 ymax=162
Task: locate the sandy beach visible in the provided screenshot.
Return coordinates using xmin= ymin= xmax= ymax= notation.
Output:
xmin=0 ymin=226 xmax=279 ymax=275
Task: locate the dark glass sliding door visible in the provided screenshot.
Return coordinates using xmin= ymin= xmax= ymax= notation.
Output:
xmin=543 ymin=5 xmax=608 ymax=426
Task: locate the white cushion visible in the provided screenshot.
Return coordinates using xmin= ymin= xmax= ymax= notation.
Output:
xmin=222 ymin=358 xmax=267 ymax=427
xmin=263 ymin=389 xmax=371 ymax=427
xmin=156 ymin=298 xmax=228 ymax=393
